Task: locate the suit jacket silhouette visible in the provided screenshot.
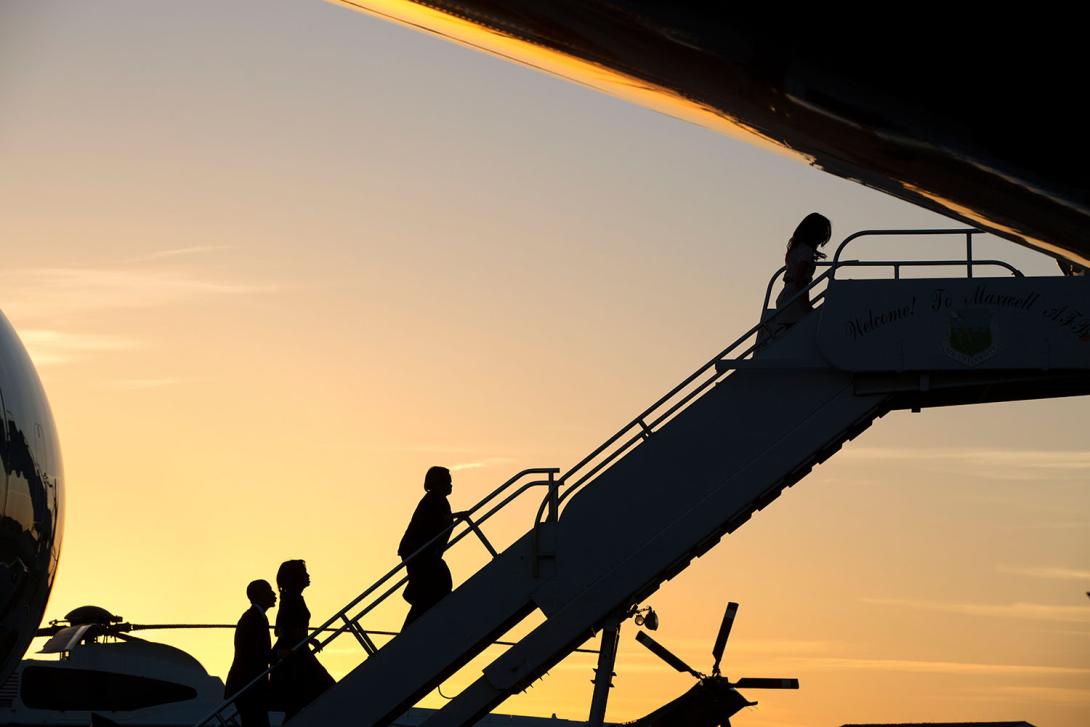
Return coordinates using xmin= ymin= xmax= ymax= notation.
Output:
xmin=398 ymin=490 xmax=453 ymax=565
xmin=399 ymin=490 xmax=455 ymax=618
xmin=225 ymin=606 xmax=271 ymax=702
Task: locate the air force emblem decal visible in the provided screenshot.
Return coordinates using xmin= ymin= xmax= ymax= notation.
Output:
xmin=943 ymin=307 xmax=1000 ymax=366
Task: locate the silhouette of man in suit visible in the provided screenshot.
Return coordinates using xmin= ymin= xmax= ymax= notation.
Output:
xmin=399 ymin=466 xmax=464 ymax=625
xmin=225 ymin=579 xmax=276 ymax=727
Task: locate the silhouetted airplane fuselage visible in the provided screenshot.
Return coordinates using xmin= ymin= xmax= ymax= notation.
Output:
xmin=334 ymin=2 xmax=1090 ymax=266
xmin=0 ymin=312 xmax=64 ymax=683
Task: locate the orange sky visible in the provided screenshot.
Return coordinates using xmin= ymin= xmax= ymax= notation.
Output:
xmin=1 ymin=2 xmax=1087 ymax=725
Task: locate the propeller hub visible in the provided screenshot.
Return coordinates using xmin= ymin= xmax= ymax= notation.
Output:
xmin=63 ymin=606 xmax=121 ymax=626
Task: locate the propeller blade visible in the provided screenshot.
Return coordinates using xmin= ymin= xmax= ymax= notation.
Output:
xmin=125 ymin=623 xmax=351 ymax=634
xmin=34 ymin=625 xmax=63 ymax=638
xmin=711 ymin=602 xmax=739 ymax=674
xmin=40 ymin=625 xmax=93 ymax=654
xmin=732 ymin=677 xmax=799 ymax=690
xmin=635 ymin=631 xmax=701 ymax=677
xmin=126 ymin=623 xmax=237 ymax=631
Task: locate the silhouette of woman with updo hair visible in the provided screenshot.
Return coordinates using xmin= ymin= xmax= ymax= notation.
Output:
xmin=270 ymin=560 xmax=333 ymax=719
xmin=775 ymin=213 xmax=832 ymax=326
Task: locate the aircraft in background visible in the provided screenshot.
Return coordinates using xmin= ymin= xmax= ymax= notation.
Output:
xmin=626 ymin=601 xmax=797 ymax=727
xmin=0 ymin=314 xmax=63 ymax=688
xmin=2 ymin=602 xmax=791 ymax=726
xmin=3 ymin=606 xmax=224 ymax=726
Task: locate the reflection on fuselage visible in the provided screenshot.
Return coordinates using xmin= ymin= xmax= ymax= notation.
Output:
xmin=0 ymin=311 xmax=63 ymax=683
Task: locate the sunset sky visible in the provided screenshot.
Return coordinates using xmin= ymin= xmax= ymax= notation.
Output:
xmin=1 ymin=2 xmax=1087 ymax=726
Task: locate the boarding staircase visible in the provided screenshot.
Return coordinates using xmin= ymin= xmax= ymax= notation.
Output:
xmin=195 ymin=230 xmax=1090 ymax=727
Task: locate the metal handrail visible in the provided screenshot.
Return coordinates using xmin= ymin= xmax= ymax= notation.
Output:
xmin=197 ymin=226 xmax=1033 ymax=727
xmin=761 ymin=258 xmax=1024 ymax=312
xmin=314 ymin=475 xmax=562 ymax=650
xmin=201 ymin=262 xmax=843 ymax=725
xmin=537 ymin=227 xmax=1029 ymax=521
xmin=195 ymin=467 xmax=559 ymax=727
xmin=830 ymin=228 xmax=983 ymax=276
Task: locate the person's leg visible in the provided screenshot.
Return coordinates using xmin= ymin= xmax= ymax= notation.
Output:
xmin=437 ymin=560 xmax=452 ymax=598
xmin=237 ymin=698 xmax=270 ymax=727
xmin=404 ymin=601 xmax=424 ymax=627
xmin=403 ymin=582 xmax=447 ymax=627
xmin=403 ymin=560 xmax=448 ymax=626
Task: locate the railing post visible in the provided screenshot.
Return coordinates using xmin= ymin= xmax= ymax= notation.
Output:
xmin=966 ymin=231 xmax=974 ymax=278
xmin=548 ymin=471 xmax=559 ymax=523
xmin=533 ymin=472 xmax=562 ymax=579
xmin=464 ymin=515 xmax=499 ymax=558
xmin=341 ymin=613 xmax=378 ymax=655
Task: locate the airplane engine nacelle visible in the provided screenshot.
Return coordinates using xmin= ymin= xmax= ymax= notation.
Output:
xmin=0 ymin=311 xmax=64 ymax=683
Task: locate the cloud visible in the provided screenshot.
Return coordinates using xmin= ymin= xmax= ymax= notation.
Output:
xmin=997 ymin=564 xmax=1090 ymax=581
xmin=0 ymin=265 xmax=271 ymax=365
xmin=0 ymin=267 xmax=270 ymax=319
xmin=450 ymin=457 xmax=516 ymax=472
xmin=124 ymin=246 xmax=232 ymax=263
xmin=1044 ymin=629 xmax=1090 ymax=638
xmin=18 ymin=329 xmax=140 ymax=366
xmin=1021 ymin=520 xmax=1090 ymax=530
xmin=550 ymin=639 xmax=840 ymax=676
xmin=720 ymin=639 xmax=836 ymax=656
xmin=388 ymin=443 xmax=515 ymax=455
xmin=961 ymin=685 xmax=1090 ymax=705
xmin=798 ymin=656 xmax=1090 ymax=677
xmin=104 ymin=378 xmax=186 ymax=390
xmin=842 ymin=446 xmax=1090 ymax=481
xmin=861 ymin=597 xmax=1090 ymax=624
xmin=629 ymin=636 xmax=836 ymax=655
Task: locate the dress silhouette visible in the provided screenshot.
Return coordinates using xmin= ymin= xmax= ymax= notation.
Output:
xmin=399 ymin=466 xmax=457 ymax=626
xmin=775 ymin=212 xmax=832 ymax=326
xmin=270 ymin=560 xmax=334 ymax=720
xmin=225 ymin=580 xmax=276 ymax=727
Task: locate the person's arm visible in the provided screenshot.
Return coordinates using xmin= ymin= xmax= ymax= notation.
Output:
xmin=399 ymin=498 xmax=427 ymax=559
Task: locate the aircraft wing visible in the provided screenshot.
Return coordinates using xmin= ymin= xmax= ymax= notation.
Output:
xmin=331 ymin=2 xmax=1090 ymax=266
